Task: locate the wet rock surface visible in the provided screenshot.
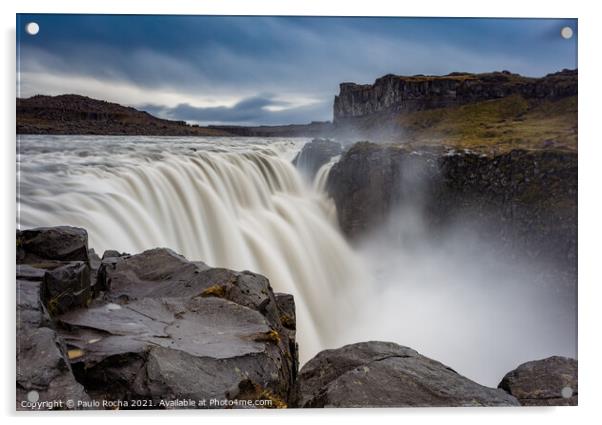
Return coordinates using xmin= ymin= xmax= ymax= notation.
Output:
xmin=17 ymin=226 xmax=89 ymax=264
xmin=16 ymin=227 xmax=93 ymax=410
xmin=16 ymin=227 xmax=297 ymax=409
xmin=292 ymin=138 xmax=342 ymax=178
xmin=294 ymin=341 xmax=520 ymax=407
xmin=498 ymin=356 xmax=578 ymax=406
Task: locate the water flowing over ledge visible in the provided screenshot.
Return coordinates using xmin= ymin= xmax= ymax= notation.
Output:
xmin=17 ymin=135 xmax=369 ymax=362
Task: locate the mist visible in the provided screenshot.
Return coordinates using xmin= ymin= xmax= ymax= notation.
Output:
xmin=334 ymin=159 xmax=577 ymax=387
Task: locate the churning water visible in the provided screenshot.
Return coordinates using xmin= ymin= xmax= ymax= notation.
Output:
xmin=17 ymin=135 xmax=576 ymax=387
xmin=17 ymin=135 xmax=368 ymax=362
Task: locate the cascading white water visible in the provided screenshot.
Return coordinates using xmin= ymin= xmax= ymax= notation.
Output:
xmin=18 ymin=134 xmax=576 ymax=387
xmin=17 ymin=135 xmax=369 ymax=362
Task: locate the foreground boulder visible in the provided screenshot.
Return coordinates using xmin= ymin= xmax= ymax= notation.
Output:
xmin=498 ymin=356 xmax=578 ymax=406
xmin=294 ymin=341 xmax=519 ymax=407
xmin=296 ymin=341 xmax=519 ymax=407
xmin=292 ymin=138 xmax=342 ymax=178
xmin=16 ymin=227 xmax=298 ymax=409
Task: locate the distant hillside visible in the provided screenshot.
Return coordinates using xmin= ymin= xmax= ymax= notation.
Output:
xmin=208 ymin=122 xmax=334 ymax=138
xmin=16 ymin=95 xmax=232 ymax=136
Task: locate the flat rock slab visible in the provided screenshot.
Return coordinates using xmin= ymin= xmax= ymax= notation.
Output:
xmin=499 ymin=356 xmax=578 ymax=406
xmin=295 ymin=341 xmax=519 ymax=407
xmin=59 ymin=296 xmax=271 ymax=361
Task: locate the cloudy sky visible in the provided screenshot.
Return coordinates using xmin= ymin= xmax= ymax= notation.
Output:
xmin=17 ymin=15 xmax=577 ymax=125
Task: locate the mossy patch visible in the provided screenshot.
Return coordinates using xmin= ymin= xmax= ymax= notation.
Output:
xmin=200 ymin=284 xmax=226 ymax=298
xmin=234 ymin=379 xmax=288 ymax=408
xmin=253 ymin=330 xmax=281 ymax=345
xmin=279 ymin=314 xmax=296 ymax=330
xmin=395 ymin=95 xmax=577 ymax=154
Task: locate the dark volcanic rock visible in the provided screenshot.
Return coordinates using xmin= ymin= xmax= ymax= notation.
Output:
xmin=294 ymin=341 xmax=519 ymax=407
xmin=17 ymin=326 xmax=90 ymax=410
xmin=42 ymin=261 xmax=92 ymax=315
xmin=498 ymin=356 xmax=578 ymax=406
xmin=59 ymin=296 xmax=293 ymax=405
xmin=16 ymin=226 xmax=95 ymax=409
xmin=334 ymin=70 xmax=577 ymax=123
xmin=65 ymin=247 xmax=295 ymax=407
xmin=17 ymin=279 xmax=51 ymax=331
xmin=16 ymin=228 xmax=298 ymax=409
xmin=292 ymin=138 xmax=342 ymax=178
xmin=17 ymin=226 xmax=90 ymax=264
xmin=326 ymin=142 xmax=577 ymax=276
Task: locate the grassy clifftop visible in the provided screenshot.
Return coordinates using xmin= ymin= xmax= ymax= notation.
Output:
xmin=397 ymin=94 xmax=577 ymax=153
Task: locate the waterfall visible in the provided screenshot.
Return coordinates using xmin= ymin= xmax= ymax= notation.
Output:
xmin=17 ymin=135 xmax=368 ymax=362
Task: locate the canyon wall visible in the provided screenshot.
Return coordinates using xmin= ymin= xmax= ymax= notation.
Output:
xmin=333 ymin=69 xmax=577 ymax=124
xmin=326 ymin=143 xmax=577 ymax=278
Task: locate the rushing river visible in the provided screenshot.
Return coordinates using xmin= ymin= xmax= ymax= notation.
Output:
xmin=17 ymin=135 xmax=576 ymax=387
xmin=17 ymin=135 xmax=369 ymax=363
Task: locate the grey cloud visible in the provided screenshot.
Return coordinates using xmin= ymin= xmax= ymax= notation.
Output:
xmin=141 ymin=95 xmax=333 ymax=126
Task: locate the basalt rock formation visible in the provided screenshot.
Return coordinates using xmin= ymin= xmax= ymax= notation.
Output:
xmin=326 ymin=142 xmax=577 ymax=280
xmin=334 ymin=69 xmax=577 ymax=123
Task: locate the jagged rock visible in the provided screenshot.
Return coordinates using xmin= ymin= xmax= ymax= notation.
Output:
xmin=16 ymin=227 xmax=94 ymax=410
xmin=275 ymin=293 xmax=296 ymax=331
xmin=294 ymin=341 xmax=520 ymax=408
xmin=17 ymin=226 xmax=89 ymax=264
xmin=292 ymin=138 xmax=342 ymax=178
xmin=17 ymin=327 xmax=89 ymax=410
xmin=16 ymin=229 xmax=298 ymax=409
xmin=498 ymin=356 xmax=578 ymax=406
xmin=57 ymin=247 xmax=297 ymax=407
xmin=88 ymin=248 xmax=101 ymax=290
xmin=42 ymin=261 xmax=91 ymax=315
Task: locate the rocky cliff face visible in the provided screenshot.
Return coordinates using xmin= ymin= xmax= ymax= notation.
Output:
xmin=333 ymin=69 xmax=577 ymax=124
xmin=292 ymin=138 xmax=342 ymax=178
xmin=326 ymin=142 xmax=577 ymax=277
